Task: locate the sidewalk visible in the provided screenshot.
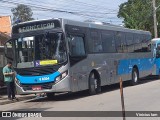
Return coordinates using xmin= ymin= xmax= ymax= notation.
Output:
xmin=0 ymin=94 xmax=36 ymax=105
xmin=0 ymin=87 xmax=47 ymax=105
xmin=0 ymin=86 xmax=35 ymax=105
xmin=0 ymin=86 xmax=7 ymax=95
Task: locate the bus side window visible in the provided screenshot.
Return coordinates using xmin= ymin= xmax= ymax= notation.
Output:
xmin=68 ymin=35 xmax=86 ymax=57
xmin=126 ymin=33 xmax=134 ymax=52
xmin=115 ymin=32 xmax=126 ymax=53
xmin=134 ymin=34 xmax=141 ymax=52
xmin=90 ymin=31 xmax=102 ymax=53
xmin=101 ymin=31 xmax=116 ymax=53
xmin=156 ymin=44 xmax=160 ymax=58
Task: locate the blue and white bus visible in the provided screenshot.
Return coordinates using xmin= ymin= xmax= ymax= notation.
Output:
xmin=151 ymin=38 xmax=160 ymax=76
xmin=5 ymin=18 xmax=153 ymax=98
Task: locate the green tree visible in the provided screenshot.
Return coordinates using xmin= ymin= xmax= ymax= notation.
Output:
xmin=118 ymin=0 xmax=160 ymax=35
xmin=11 ymin=4 xmax=34 ymax=23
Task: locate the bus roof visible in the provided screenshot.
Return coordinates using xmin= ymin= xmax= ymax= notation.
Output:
xmin=65 ymin=19 xmax=151 ymax=34
xmin=13 ymin=18 xmax=151 ymax=35
xmin=152 ymin=38 xmax=160 ymax=41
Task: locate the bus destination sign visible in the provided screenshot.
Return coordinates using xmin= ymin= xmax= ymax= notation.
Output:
xmin=13 ymin=19 xmax=61 ymax=34
xmin=18 ymin=22 xmax=55 ymax=33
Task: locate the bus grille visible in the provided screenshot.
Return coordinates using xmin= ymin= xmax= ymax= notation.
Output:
xmin=22 ymin=82 xmax=54 ymax=91
xmin=15 ymin=66 xmax=56 ymax=76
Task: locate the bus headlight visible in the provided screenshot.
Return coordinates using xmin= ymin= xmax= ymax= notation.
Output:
xmin=55 ymin=71 xmax=68 ymax=83
xmin=55 ymin=76 xmax=61 ymax=83
xmin=62 ymin=71 xmax=67 ymax=78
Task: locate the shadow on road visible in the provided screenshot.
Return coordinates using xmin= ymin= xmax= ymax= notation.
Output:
xmin=26 ymin=75 xmax=160 ymax=103
xmin=0 ymin=95 xmax=35 ymax=105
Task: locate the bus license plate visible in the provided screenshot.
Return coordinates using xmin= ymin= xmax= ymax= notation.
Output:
xmin=32 ymin=86 xmax=42 ymax=91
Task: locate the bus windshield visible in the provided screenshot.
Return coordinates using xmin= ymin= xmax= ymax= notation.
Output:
xmin=15 ymin=32 xmax=67 ymax=66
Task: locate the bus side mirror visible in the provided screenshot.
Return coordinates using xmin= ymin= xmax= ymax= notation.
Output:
xmin=4 ymin=40 xmax=13 ymax=61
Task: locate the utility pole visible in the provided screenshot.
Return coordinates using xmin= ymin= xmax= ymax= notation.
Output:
xmin=119 ymin=77 xmax=126 ymax=120
xmin=153 ymin=0 xmax=158 ymax=38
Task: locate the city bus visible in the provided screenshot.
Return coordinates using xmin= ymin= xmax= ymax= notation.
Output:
xmin=5 ymin=18 xmax=153 ymax=98
xmin=151 ymin=38 xmax=160 ymax=76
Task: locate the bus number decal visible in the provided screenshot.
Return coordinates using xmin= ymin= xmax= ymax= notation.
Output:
xmin=39 ymin=77 xmax=50 ymax=81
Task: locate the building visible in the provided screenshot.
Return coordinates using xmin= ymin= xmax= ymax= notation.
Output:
xmin=0 ymin=16 xmax=11 ymax=46
xmin=0 ymin=32 xmax=10 ymax=46
xmin=0 ymin=16 xmax=11 ymax=87
xmin=0 ymin=16 xmax=12 ymax=36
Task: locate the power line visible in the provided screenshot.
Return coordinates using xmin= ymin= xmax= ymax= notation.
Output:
xmin=2 ymin=0 xmax=118 ymax=15
xmin=4 ymin=0 xmax=117 ymax=14
xmin=0 ymin=0 xmax=122 ymax=24
xmin=70 ymin=0 xmax=118 ymax=12
xmin=28 ymin=0 xmax=118 ymax=13
xmin=24 ymin=0 xmax=117 ymax=15
xmin=0 ymin=0 xmax=117 ymax=19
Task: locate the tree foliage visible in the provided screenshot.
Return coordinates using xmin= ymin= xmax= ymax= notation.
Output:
xmin=118 ymin=0 xmax=160 ymax=35
xmin=11 ymin=4 xmax=34 ymax=23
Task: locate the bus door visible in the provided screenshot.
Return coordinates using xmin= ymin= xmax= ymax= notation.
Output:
xmin=69 ymin=35 xmax=87 ymax=90
xmin=155 ymin=42 xmax=160 ymax=75
xmin=67 ymin=32 xmax=87 ymax=91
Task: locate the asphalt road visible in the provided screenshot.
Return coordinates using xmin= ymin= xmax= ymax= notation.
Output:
xmin=1 ymin=76 xmax=160 ymax=120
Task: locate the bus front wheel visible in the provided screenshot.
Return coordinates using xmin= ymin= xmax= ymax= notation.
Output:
xmin=46 ymin=92 xmax=55 ymax=99
xmin=89 ymin=72 xmax=101 ymax=95
xmin=130 ymin=68 xmax=139 ymax=85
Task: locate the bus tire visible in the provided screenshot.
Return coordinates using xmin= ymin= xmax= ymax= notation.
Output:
xmin=130 ymin=68 xmax=139 ymax=85
xmin=46 ymin=92 xmax=55 ymax=99
xmin=89 ymin=72 xmax=101 ymax=95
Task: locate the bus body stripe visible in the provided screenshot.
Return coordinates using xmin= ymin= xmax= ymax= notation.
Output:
xmin=118 ymin=58 xmax=154 ymax=75
xmin=16 ymin=71 xmax=60 ymax=84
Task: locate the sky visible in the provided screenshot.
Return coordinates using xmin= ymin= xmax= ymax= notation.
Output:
xmin=0 ymin=0 xmax=127 ymax=25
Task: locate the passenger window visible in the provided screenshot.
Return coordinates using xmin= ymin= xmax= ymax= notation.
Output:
xmin=126 ymin=33 xmax=134 ymax=52
xmin=101 ymin=32 xmax=116 ymax=53
xmin=134 ymin=34 xmax=140 ymax=44
xmin=90 ymin=31 xmax=102 ymax=53
xmin=156 ymin=44 xmax=160 ymax=58
xmin=68 ymin=35 xmax=86 ymax=57
xmin=115 ymin=32 xmax=126 ymax=53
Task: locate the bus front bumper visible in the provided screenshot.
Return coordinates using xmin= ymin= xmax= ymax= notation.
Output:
xmin=15 ymin=76 xmax=71 ymax=95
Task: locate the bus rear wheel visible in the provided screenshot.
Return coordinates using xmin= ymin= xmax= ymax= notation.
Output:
xmin=46 ymin=92 xmax=55 ymax=99
xmin=130 ymin=68 xmax=139 ymax=85
xmin=89 ymin=72 xmax=101 ymax=95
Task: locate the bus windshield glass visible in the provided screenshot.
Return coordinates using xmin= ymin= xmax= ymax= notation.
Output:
xmin=15 ymin=32 xmax=67 ymax=66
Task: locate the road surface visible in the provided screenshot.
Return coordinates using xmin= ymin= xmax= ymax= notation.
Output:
xmin=1 ymin=76 xmax=160 ymax=120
